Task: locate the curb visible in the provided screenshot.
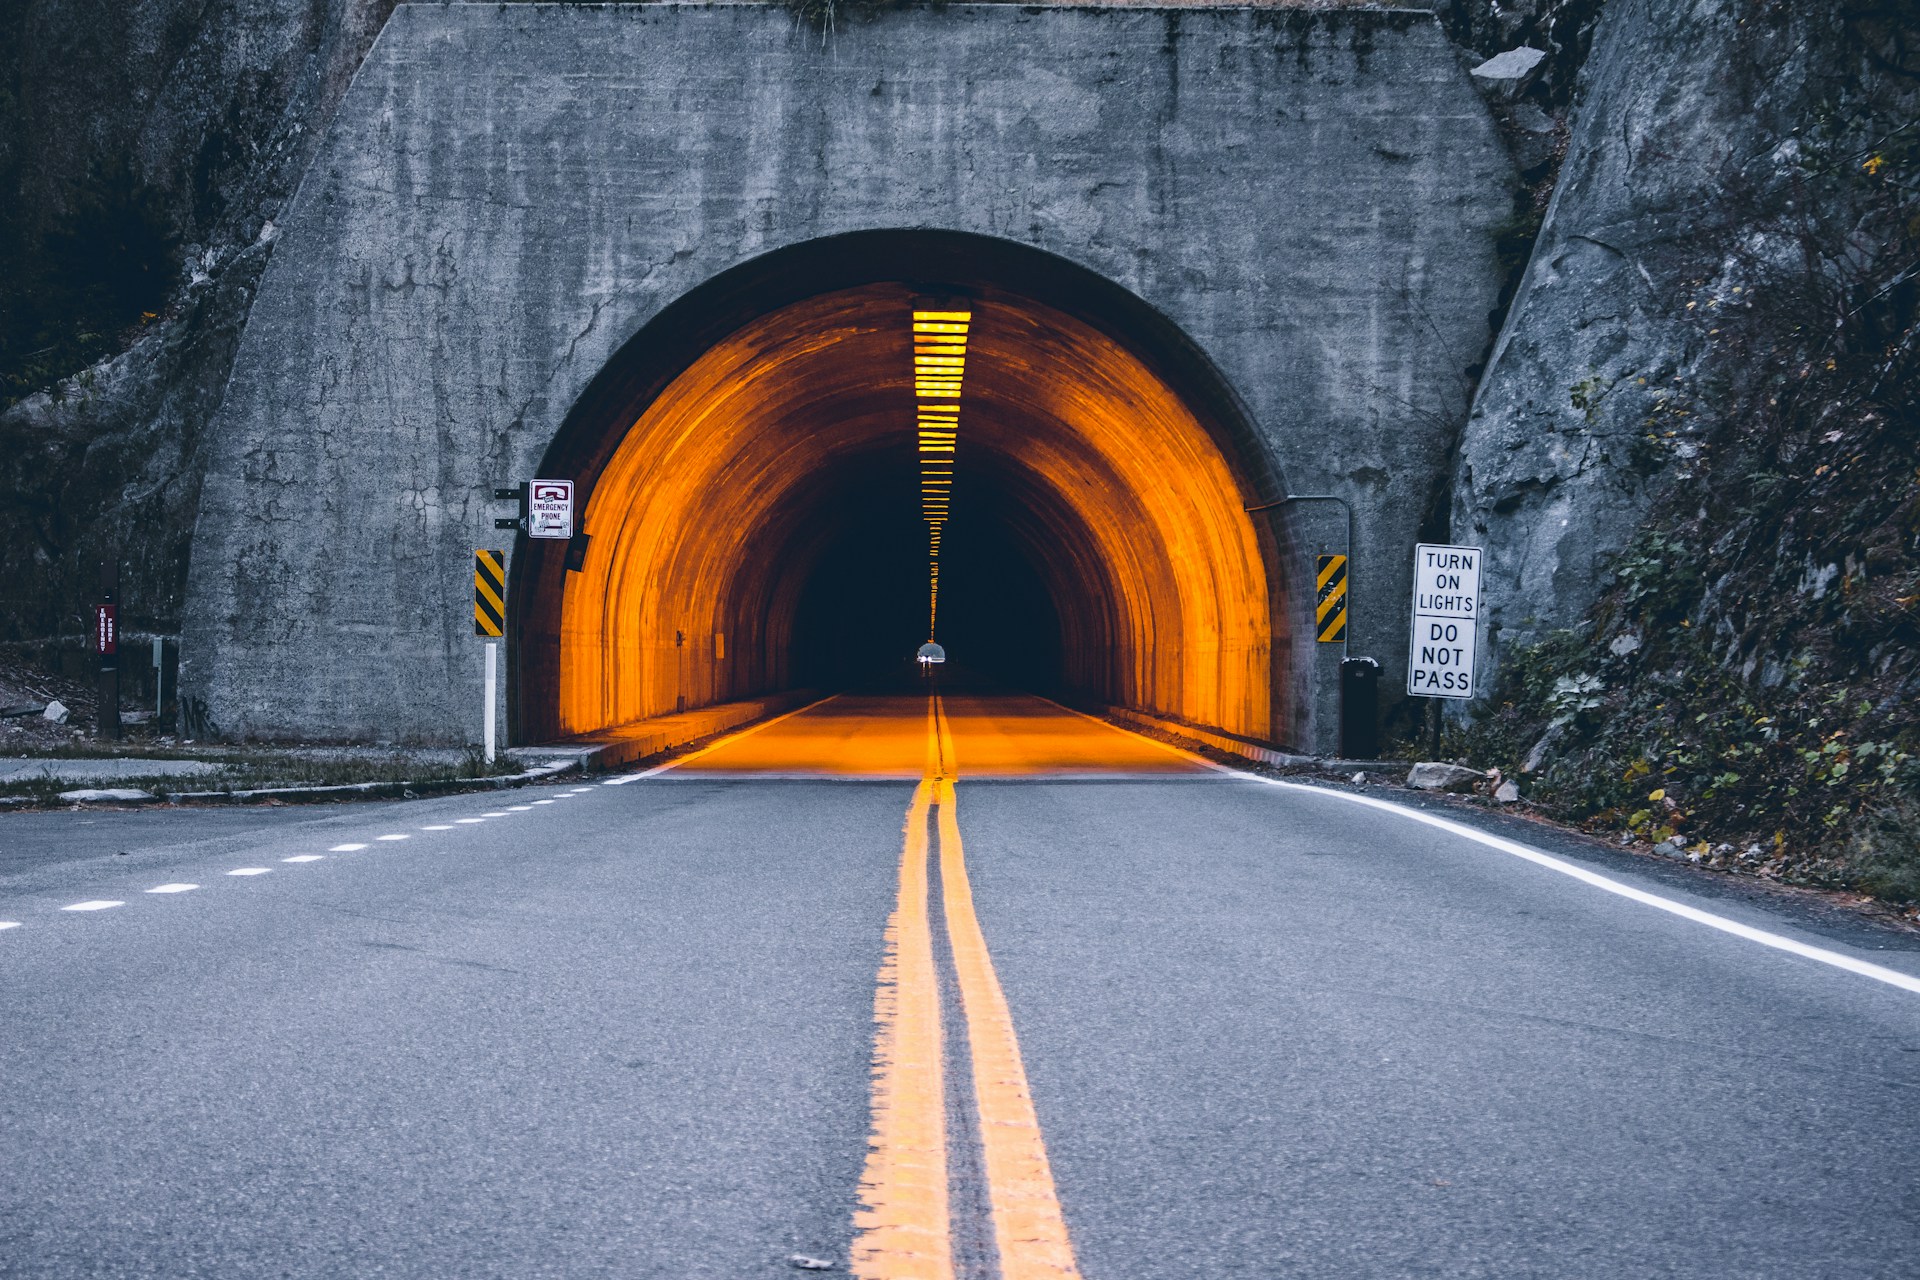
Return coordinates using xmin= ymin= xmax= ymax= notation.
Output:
xmin=0 ymin=691 xmax=814 ymax=811
xmin=1100 ymin=706 xmax=1405 ymax=776
xmin=157 ymin=758 xmax=582 ymax=805
xmin=0 ymin=758 xmax=585 ymax=810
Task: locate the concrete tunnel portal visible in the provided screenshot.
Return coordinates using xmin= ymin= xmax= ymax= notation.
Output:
xmin=507 ymin=233 xmax=1299 ymax=748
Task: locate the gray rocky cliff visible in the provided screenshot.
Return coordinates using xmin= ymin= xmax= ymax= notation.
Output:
xmin=1453 ymin=0 xmax=1833 ymax=677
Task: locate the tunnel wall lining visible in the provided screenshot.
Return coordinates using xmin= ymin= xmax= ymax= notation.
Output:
xmin=523 ymin=253 xmax=1286 ymax=745
xmin=181 ymin=2 xmax=1513 ymax=749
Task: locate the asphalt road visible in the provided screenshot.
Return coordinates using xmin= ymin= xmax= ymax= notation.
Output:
xmin=2 ymin=693 xmax=1916 ymax=1278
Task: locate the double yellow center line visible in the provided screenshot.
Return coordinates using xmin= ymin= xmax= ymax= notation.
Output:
xmin=851 ymin=697 xmax=1083 ymax=1280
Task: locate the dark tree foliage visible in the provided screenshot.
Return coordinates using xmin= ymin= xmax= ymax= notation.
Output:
xmin=0 ymin=160 xmax=177 ymax=406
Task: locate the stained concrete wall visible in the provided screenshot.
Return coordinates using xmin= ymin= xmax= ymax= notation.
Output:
xmin=181 ymin=2 xmax=1512 ymax=747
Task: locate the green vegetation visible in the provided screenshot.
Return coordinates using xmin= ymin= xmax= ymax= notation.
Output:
xmin=1464 ymin=28 xmax=1920 ymax=907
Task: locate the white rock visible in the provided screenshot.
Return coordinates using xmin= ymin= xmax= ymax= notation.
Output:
xmin=1609 ymin=633 xmax=1642 ymax=656
xmin=1407 ymin=762 xmax=1486 ymax=792
xmin=43 ymin=700 xmax=69 ymax=724
xmin=1494 ymin=779 xmax=1521 ymax=803
xmin=1471 ymin=47 xmax=1547 ymax=97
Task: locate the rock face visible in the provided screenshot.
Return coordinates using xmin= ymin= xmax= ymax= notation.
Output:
xmin=1452 ymin=0 xmax=1843 ymax=677
xmin=0 ymin=0 xmax=396 ymax=645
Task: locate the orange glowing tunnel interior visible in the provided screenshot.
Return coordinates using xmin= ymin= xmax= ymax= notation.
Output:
xmin=513 ymin=241 xmax=1292 ymax=747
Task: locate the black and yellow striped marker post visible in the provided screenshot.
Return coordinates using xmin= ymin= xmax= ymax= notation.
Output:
xmin=1316 ymin=554 xmax=1348 ymax=643
xmin=474 ymin=549 xmax=505 ymax=762
xmin=474 ymin=549 xmax=505 ymax=637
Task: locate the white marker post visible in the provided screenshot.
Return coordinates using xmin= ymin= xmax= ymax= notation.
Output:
xmin=1407 ymin=543 xmax=1481 ymax=699
xmin=484 ymin=640 xmax=498 ymax=764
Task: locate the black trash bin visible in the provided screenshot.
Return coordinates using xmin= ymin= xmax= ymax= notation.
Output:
xmin=1339 ymin=657 xmax=1382 ymax=760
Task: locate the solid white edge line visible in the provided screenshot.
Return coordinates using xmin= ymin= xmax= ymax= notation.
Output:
xmin=603 ymin=693 xmax=844 ymax=784
xmin=1246 ymin=775 xmax=1920 ymax=996
xmin=1077 ymin=703 xmax=1920 ymax=998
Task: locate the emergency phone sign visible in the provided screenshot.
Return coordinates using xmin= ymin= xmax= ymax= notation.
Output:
xmin=1407 ymin=544 xmax=1481 ymax=699
xmin=527 ymin=479 xmax=573 ymax=540
xmin=94 ymin=603 xmax=117 ymax=656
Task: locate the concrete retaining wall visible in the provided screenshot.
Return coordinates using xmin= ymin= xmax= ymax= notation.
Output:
xmin=181 ymin=2 xmax=1512 ymax=747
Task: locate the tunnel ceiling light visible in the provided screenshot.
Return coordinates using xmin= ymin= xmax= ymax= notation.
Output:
xmin=914 ymin=307 xmax=972 ymax=644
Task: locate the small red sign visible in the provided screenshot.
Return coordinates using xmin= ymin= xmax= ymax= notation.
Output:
xmin=95 ymin=603 xmax=117 ymax=656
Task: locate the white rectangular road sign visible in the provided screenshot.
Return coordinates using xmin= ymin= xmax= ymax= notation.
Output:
xmin=528 ymin=479 xmax=574 ymax=540
xmin=1407 ymin=543 xmax=1481 ymax=699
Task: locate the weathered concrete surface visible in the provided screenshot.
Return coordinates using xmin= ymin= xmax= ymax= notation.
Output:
xmin=183 ymin=2 xmax=1512 ymax=744
xmin=1452 ymin=0 xmax=1827 ymax=676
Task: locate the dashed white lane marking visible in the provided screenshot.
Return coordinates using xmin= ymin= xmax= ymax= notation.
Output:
xmin=421 ymin=824 xmax=455 ymax=830
xmin=63 ymin=901 xmax=123 ymax=912
xmin=568 ymin=787 xmax=593 ymax=793
xmin=282 ymin=855 xmax=324 ymax=863
xmin=331 ymin=843 xmax=368 ymax=852
xmin=506 ymin=805 xmax=533 ymax=812
xmin=482 ymin=811 xmax=510 ymax=818
xmin=145 ymin=884 xmax=199 ymax=894
xmin=228 ymin=868 xmax=271 ymax=877
xmin=455 ymin=818 xmax=485 ymax=824
xmin=531 ymin=799 xmax=555 ymax=805
xmin=0 ymin=921 xmax=19 ymax=930
xmin=375 ymin=834 xmax=409 ymax=842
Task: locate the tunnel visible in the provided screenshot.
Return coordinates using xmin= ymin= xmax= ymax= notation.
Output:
xmin=508 ymin=233 xmax=1296 ymax=747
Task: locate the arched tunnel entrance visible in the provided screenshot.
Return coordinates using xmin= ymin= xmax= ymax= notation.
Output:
xmin=509 ymin=233 xmax=1297 ymax=747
